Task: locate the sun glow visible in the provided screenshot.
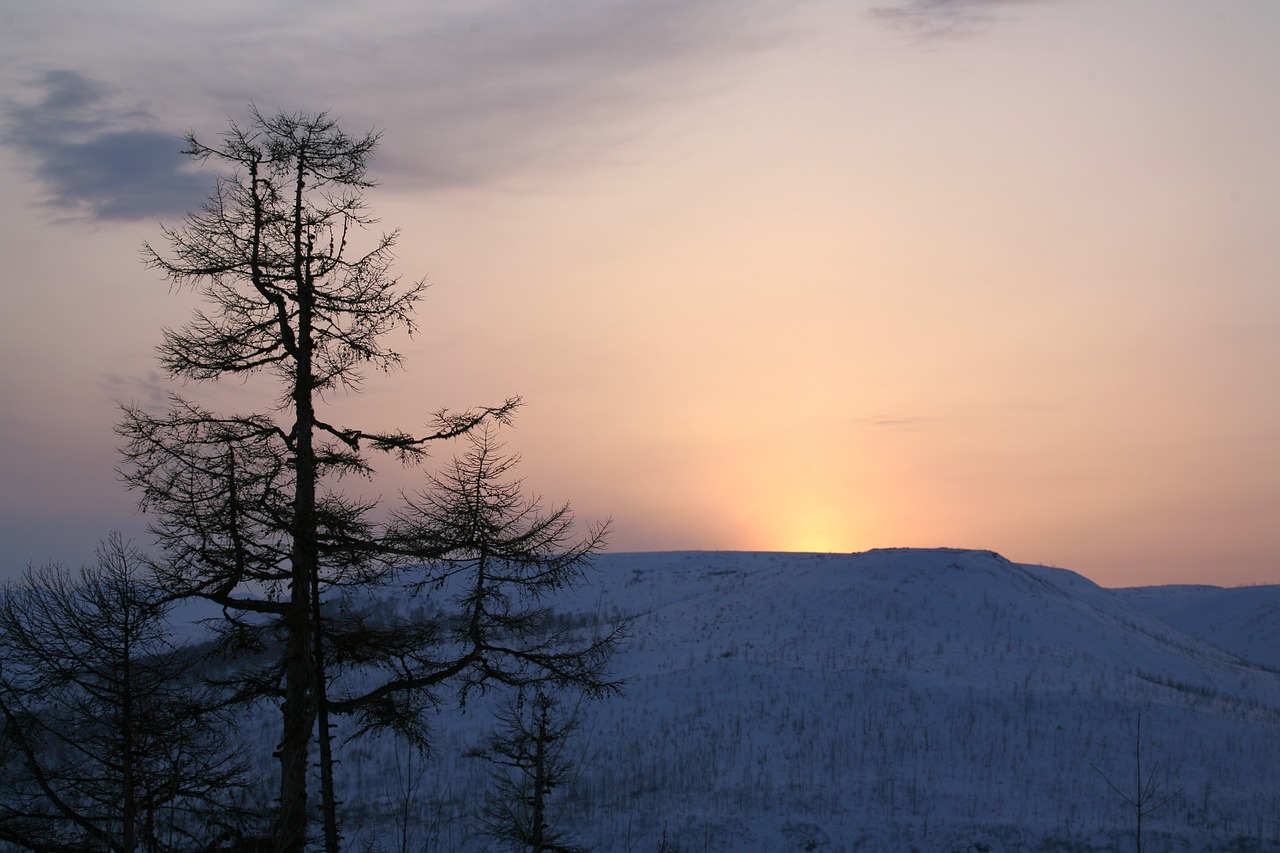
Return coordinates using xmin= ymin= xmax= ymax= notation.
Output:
xmin=771 ymin=507 xmax=866 ymax=555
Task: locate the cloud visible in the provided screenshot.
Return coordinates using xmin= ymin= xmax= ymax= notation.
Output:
xmin=1 ymin=2 xmax=787 ymax=218
xmin=98 ymin=370 xmax=175 ymax=410
xmin=3 ymin=71 xmax=210 ymax=221
xmin=853 ymin=416 xmax=940 ymax=430
xmin=869 ymin=0 xmax=1042 ymax=40
xmin=354 ymin=0 xmax=788 ymax=190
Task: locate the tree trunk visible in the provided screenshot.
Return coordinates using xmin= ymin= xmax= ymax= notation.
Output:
xmin=278 ymin=148 xmax=319 ymax=853
xmin=532 ymin=701 xmax=548 ymax=853
xmin=314 ymin=569 xmax=341 ymax=853
xmin=121 ymin=622 xmax=136 ymax=853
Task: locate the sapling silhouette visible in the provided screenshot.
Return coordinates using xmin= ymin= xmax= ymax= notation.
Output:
xmin=1093 ymin=713 xmax=1182 ymax=853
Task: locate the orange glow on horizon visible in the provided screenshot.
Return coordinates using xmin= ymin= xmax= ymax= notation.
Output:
xmin=752 ymin=502 xmax=871 ymax=556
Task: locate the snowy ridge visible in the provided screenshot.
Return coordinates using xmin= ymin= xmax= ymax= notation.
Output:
xmin=1116 ymin=583 xmax=1280 ymax=673
xmin=223 ymin=549 xmax=1280 ymax=851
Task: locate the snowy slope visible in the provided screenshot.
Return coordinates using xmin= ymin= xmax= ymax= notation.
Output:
xmin=217 ymin=549 xmax=1280 ymax=852
xmin=1114 ymin=583 xmax=1280 ymax=672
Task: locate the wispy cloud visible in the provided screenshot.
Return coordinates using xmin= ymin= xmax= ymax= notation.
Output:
xmin=0 ymin=1 xmax=786 ymax=220
xmin=870 ymin=0 xmax=1042 ymax=40
xmin=853 ymin=415 xmax=940 ymax=430
xmin=2 ymin=71 xmax=209 ymax=221
xmin=357 ymin=0 xmax=787 ymax=191
xmin=98 ymin=370 xmax=174 ymax=410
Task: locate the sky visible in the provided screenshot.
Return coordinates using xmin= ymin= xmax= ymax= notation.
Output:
xmin=0 ymin=0 xmax=1277 ymax=588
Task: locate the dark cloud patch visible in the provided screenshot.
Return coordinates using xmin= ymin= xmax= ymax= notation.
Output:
xmin=3 ymin=70 xmax=210 ymax=221
xmin=870 ymin=0 xmax=1041 ymax=40
xmin=2 ymin=2 xmax=787 ymax=208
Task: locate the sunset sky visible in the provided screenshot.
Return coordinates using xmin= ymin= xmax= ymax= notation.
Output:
xmin=1 ymin=0 xmax=1277 ymax=587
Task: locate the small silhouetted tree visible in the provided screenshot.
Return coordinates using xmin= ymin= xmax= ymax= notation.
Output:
xmin=471 ymin=689 xmax=590 ymax=853
xmin=347 ymin=426 xmax=623 ymax=853
xmin=370 ymin=425 xmax=623 ymax=712
xmin=1093 ymin=713 xmax=1182 ymax=853
xmin=0 ymin=534 xmax=255 ymax=852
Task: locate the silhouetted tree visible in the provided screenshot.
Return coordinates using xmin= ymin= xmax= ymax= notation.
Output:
xmin=471 ymin=689 xmax=590 ymax=853
xmin=117 ymin=108 xmax=620 ymax=853
xmin=366 ymin=425 xmax=623 ymax=715
xmin=1093 ymin=713 xmax=1182 ymax=853
xmin=338 ymin=427 xmax=624 ymax=853
xmin=0 ymin=534 xmax=255 ymax=852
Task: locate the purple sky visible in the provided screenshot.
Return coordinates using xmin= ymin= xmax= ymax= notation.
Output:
xmin=1 ymin=0 xmax=1278 ymax=587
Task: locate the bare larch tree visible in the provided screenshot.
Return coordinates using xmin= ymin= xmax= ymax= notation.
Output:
xmin=116 ymin=108 xmax=622 ymax=853
xmin=0 ymin=535 xmax=252 ymax=852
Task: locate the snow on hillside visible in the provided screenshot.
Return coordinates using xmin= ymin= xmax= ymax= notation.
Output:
xmin=219 ymin=549 xmax=1280 ymax=852
xmin=1115 ymin=583 xmax=1280 ymax=672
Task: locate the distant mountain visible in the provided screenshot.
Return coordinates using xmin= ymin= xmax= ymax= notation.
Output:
xmin=208 ymin=550 xmax=1280 ymax=851
xmin=1116 ymin=582 xmax=1280 ymax=672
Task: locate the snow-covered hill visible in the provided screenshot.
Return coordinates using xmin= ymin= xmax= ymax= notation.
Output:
xmin=241 ymin=549 xmax=1280 ymax=851
xmin=1116 ymin=582 xmax=1280 ymax=672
